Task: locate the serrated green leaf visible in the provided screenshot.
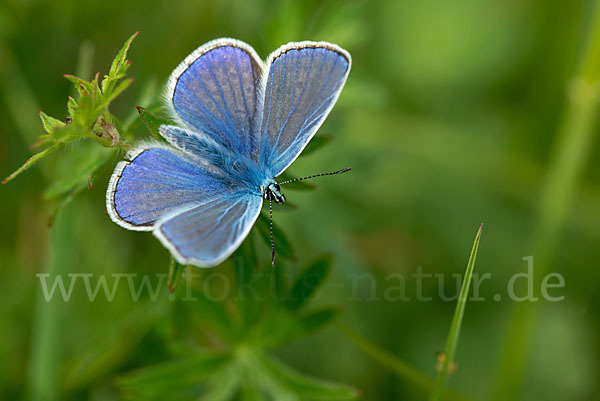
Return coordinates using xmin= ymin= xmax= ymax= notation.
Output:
xmin=90 ymin=72 xmax=101 ymax=104
xmin=67 ymin=96 xmax=77 ymax=116
xmin=300 ymin=135 xmax=331 ymax=157
xmin=235 ymin=235 xmax=258 ymax=286
xmin=285 ymin=255 xmax=332 ymax=310
xmin=2 ymin=144 xmax=62 ymax=184
xmin=260 ymin=306 xmax=341 ymax=348
xmin=123 ymin=79 xmax=159 ymax=130
xmin=234 ymin=235 xmax=267 ymax=331
xmin=96 ymin=78 xmax=134 ymax=112
xmin=103 ymin=31 xmax=138 ymax=94
xmin=240 ymin=379 xmax=263 ymax=401
xmin=237 ymin=350 xmax=299 ymax=401
xmin=63 ymin=74 xmax=93 ymax=96
xmin=63 ymin=306 xmax=165 ymax=392
xmin=236 ymin=350 xmax=266 ymax=401
xmin=109 ymin=31 xmax=137 ymax=76
xmin=137 ymin=106 xmax=173 ymax=140
xmin=32 ymin=115 xmax=79 ymax=150
xmin=118 ymin=352 xmax=231 ymax=399
xmin=72 ymin=87 xmax=94 ymax=123
xmin=6 ymin=33 xmax=137 ymax=188
xmin=198 ymin=362 xmax=241 ymax=401
xmin=257 ymin=354 xmax=359 ymax=401
xmin=256 ymin=214 xmax=295 ymax=261
xmin=297 ymin=307 xmax=341 ymax=335
xmin=185 ymin=289 xmax=234 ymax=338
xmin=39 ymin=111 xmax=65 ymax=134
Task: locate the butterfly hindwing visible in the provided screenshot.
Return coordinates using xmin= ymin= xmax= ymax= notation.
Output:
xmin=257 ymin=43 xmax=351 ymax=177
xmin=154 ymin=193 xmax=262 ymax=266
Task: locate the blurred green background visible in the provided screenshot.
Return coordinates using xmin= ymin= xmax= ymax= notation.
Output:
xmin=1 ymin=0 xmax=599 ymax=400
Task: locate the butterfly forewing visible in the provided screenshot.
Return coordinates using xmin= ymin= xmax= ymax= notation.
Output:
xmin=108 ymin=146 xmax=263 ymax=266
xmin=257 ymin=43 xmax=350 ymax=177
xmin=108 ymin=147 xmax=230 ymax=230
xmin=166 ymin=39 xmax=264 ymax=157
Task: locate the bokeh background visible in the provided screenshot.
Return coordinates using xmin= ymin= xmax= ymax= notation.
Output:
xmin=1 ymin=0 xmax=599 ymax=400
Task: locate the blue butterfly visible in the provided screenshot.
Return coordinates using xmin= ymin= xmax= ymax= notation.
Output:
xmin=106 ymin=39 xmax=351 ymax=267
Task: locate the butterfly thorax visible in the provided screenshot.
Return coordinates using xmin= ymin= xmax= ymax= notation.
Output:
xmin=263 ymin=181 xmax=286 ymax=204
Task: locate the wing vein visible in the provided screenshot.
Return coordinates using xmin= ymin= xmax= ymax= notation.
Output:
xmin=272 ymin=49 xmax=314 ymax=154
xmin=204 ymin=54 xmax=238 ymax=145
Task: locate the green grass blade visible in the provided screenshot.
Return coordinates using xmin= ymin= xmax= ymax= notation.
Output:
xmin=337 ymin=322 xmax=472 ymax=401
xmin=167 ymin=257 xmax=185 ymax=292
xmin=429 ymin=224 xmax=483 ymax=401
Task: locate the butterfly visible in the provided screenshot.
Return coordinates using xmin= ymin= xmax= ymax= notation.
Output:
xmin=106 ymin=38 xmax=351 ymax=267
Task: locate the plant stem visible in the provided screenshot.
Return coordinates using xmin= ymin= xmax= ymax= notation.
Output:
xmin=493 ymin=4 xmax=600 ymax=399
xmin=28 ymin=208 xmax=74 ymax=401
xmin=2 ymin=144 xmax=62 ymax=184
xmin=429 ymin=224 xmax=483 ymax=401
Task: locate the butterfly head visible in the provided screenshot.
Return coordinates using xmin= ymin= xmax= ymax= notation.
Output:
xmin=264 ymin=181 xmax=286 ymax=204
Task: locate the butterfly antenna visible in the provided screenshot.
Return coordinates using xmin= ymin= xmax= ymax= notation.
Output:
xmin=278 ymin=167 xmax=352 ymax=185
xmin=269 ymin=198 xmax=276 ymax=266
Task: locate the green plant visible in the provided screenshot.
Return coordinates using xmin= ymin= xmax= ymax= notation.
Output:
xmin=119 ymin=249 xmax=358 ymax=401
xmin=5 ymin=33 xmax=358 ymax=400
xmin=430 ymin=224 xmax=482 ymax=401
xmin=5 ymin=31 xmax=486 ymax=401
xmin=2 ymin=33 xmax=147 ymax=225
xmin=338 ymin=226 xmax=483 ymax=401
